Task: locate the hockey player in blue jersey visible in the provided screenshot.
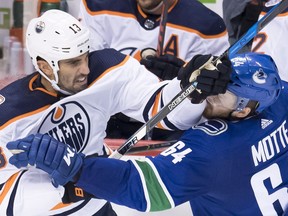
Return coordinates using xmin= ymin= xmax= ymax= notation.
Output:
xmin=7 ymin=53 xmax=283 ymax=215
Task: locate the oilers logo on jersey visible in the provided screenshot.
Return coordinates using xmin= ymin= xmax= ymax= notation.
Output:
xmin=37 ymin=101 xmax=91 ymax=152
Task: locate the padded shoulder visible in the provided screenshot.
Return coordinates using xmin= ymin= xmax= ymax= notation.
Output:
xmin=0 ymin=73 xmax=58 ymax=127
xmin=83 ymin=0 xmax=136 ymax=14
xmin=169 ymin=0 xmax=227 ymax=35
xmin=88 ymin=48 xmax=127 ymax=81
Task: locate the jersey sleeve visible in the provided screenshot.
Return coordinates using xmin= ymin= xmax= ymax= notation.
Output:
xmin=83 ymin=50 xmax=205 ymax=131
xmin=103 ymin=55 xmax=206 ymax=130
xmin=76 ymin=133 xmax=216 ymax=212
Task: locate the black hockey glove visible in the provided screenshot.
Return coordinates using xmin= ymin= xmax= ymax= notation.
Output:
xmin=177 ymin=54 xmax=232 ymax=104
xmin=140 ymin=49 xmax=185 ymax=80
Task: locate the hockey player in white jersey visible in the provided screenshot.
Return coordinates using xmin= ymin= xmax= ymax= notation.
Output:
xmin=252 ymin=0 xmax=288 ymax=82
xmin=9 ymin=53 xmax=288 ymax=215
xmin=0 ymin=10 xmax=231 ymax=216
xmin=79 ymin=0 xmax=229 ymax=80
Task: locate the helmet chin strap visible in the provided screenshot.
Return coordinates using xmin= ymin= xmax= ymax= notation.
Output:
xmin=35 ymin=64 xmax=72 ymax=95
xmin=51 ymin=80 xmax=72 ymax=95
xmin=50 ymin=67 xmax=72 ymax=95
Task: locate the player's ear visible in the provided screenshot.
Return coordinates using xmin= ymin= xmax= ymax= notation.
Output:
xmin=37 ymin=60 xmax=54 ymax=78
xmin=232 ymin=107 xmax=251 ymax=118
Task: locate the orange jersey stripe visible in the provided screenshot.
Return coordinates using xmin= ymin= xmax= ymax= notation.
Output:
xmin=82 ymin=0 xmax=136 ymax=19
xmin=151 ymin=91 xmax=165 ymax=129
xmin=260 ymin=11 xmax=288 ymax=17
xmin=50 ymin=202 xmax=72 ymax=211
xmin=29 ymin=75 xmax=58 ymax=97
xmin=0 ymin=172 xmax=20 ymax=205
xmin=167 ymin=23 xmax=228 ymax=39
xmin=0 ymin=105 xmax=51 ymax=130
xmin=88 ymin=55 xmax=130 ymax=86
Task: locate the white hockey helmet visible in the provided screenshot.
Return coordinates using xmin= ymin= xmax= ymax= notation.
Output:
xmin=26 ymin=9 xmax=90 ymax=94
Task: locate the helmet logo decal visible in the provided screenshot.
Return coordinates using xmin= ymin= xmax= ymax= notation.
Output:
xmin=253 ymin=68 xmax=267 ymax=84
xmin=35 ymin=21 xmax=45 ymax=33
xmin=229 ymin=53 xmax=282 ymax=113
xmin=37 ymin=101 xmax=91 ymax=152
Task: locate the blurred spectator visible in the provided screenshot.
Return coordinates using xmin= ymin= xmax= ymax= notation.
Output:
xmin=222 ymin=0 xmax=266 ymax=52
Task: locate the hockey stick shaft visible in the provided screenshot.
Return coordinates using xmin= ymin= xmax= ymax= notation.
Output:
xmin=109 ymin=0 xmax=288 ymax=159
xmin=127 ymin=140 xmax=177 ymax=153
xmin=109 ymin=83 xmax=197 ymax=159
xmin=156 ymin=0 xmax=169 ymax=56
xmin=225 ymin=0 xmax=288 ymax=58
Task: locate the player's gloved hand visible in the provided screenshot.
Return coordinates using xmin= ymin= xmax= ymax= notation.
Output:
xmin=177 ymin=54 xmax=231 ymax=104
xmin=140 ymin=48 xmax=185 ymax=80
xmin=7 ymin=133 xmax=84 ymax=187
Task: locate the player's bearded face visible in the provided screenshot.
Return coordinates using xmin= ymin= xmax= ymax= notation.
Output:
xmin=203 ymin=91 xmax=238 ymax=119
xmin=57 ymin=52 xmax=90 ymax=94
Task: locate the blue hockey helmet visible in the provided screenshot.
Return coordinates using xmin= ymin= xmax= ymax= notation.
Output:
xmin=227 ymin=52 xmax=282 ymax=113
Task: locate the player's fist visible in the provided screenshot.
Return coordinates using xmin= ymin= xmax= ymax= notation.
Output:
xmin=140 ymin=48 xmax=185 ymax=80
xmin=177 ymin=54 xmax=231 ymax=104
xmin=7 ymin=133 xmax=84 ymax=187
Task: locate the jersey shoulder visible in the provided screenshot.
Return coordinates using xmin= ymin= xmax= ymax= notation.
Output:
xmin=82 ymin=0 xmax=135 ymax=14
xmin=88 ymin=48 xmax=127 ymax=81
xmin=0 ymin=73 xmax=58 ymax=127
xmin=169 ymin=0 xmax=226 ymax=35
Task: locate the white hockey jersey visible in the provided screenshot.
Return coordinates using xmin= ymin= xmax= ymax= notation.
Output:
xmin=252 ymin=7 xmax=288 ymax=82
xmin=0 ymin=49 xmax=205 ymax=215
xmin=79 ymin=0 xmax=229 ymax=61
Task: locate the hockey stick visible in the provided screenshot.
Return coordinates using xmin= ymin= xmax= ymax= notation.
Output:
xmin=127 ymin=140 xmax=177 ymax=154
xmin=10 ymin=140 xmax=177 ymax=155
xmin=109 ymin=0 xmax=288 ymax=159
xmin=145 ymin=0 xmax=169 ymax=140
xmin=156 ymin=0 xmax=169 ymax=56
xmin=226 ymin=0 xmax=288 ymax=57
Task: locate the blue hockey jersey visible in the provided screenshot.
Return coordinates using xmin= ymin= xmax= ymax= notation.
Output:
xmin=76 ymin=81 xmax=288 ymax=215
